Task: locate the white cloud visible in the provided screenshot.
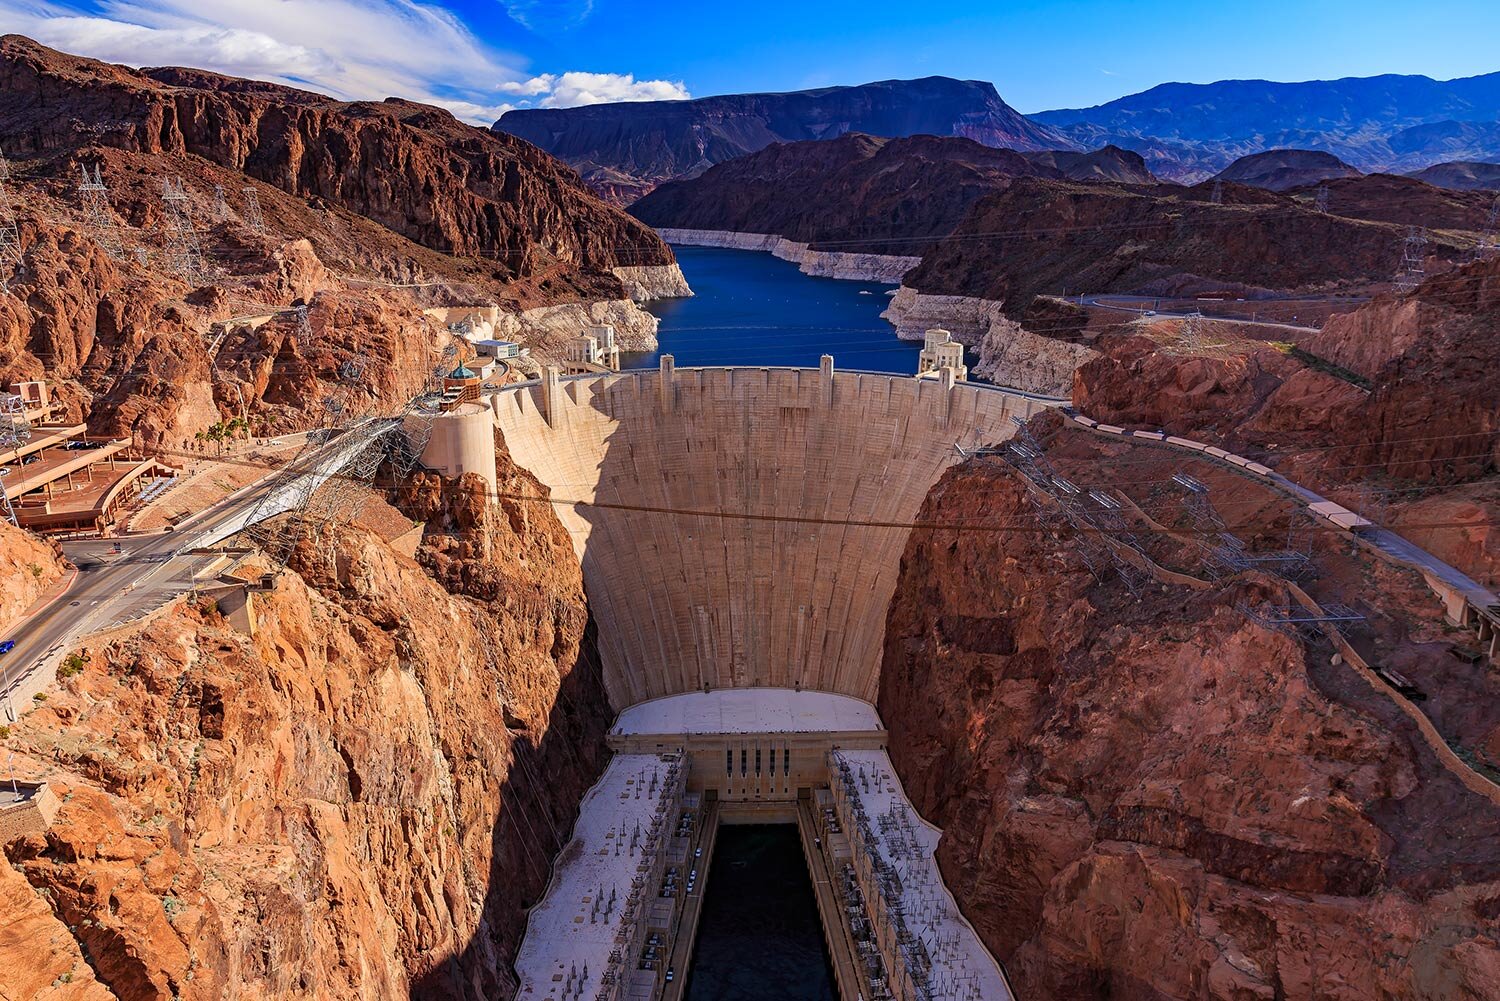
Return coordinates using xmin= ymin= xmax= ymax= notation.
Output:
xmin=0 ymin=0 xmax=690 ymax=124
xmin=500 ymin=70 xmax=690 ymax=108
xmin=539 ymin=71 xmax=690 ymax=108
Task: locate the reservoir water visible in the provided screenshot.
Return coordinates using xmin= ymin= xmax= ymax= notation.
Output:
xmin=629 ymin=245 xmax=923 ymax=373
xmin=684 ymin=824 xmax=836 ymax=1001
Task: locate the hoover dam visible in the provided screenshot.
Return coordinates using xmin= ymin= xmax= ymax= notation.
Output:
xmin=434 ymin=357 xmax=1054 ymax=1000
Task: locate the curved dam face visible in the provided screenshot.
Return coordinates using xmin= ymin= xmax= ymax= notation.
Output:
xmin=490 ymin=362 xmax=1051 ymax=709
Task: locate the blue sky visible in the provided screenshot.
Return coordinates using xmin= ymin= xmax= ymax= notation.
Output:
xmin=1 ymin=0 xmax=1497 ymax=123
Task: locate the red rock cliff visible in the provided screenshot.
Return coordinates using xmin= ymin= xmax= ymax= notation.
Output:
xmin=0 ymin=35 xmax=672 ymax=278
xmin=0 ymin=452 xmax=612 ymax=1000
xmin=878 ymin=457 xmax=1500 ymax=1000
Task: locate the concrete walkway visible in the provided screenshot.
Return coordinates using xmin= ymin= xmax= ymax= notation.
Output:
xmin=797 ymin=799 xmax=867 ymax=1001
xmin=660 ymin=801 xmax=719 ymax=1001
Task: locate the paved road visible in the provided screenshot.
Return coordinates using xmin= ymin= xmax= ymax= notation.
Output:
xmin=1069 ymin=294 xmax=1325 ymax=334
xmin=0 ymin=419 xmax=402 ymax=719
xmin=1 ymin=489 xmax=263 ymax=718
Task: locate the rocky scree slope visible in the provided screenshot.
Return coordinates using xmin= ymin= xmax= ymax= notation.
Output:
xmin=496 ymin=76 xmax=1074 ymax=202
xmin=0 ymin=449 xmax=613 ymax=1000
xmin=879 ymin=449 xmax=1500 ymax=1001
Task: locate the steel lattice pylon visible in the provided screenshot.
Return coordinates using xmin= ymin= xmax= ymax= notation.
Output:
xmin=0 ymin=148 xmax=23 ymax=291
xmin=1474 ymin=195 xmax=1500 ymax=264
xmin=1001 ymin=416 xmax=1147 ymax=595
xmin=242 ymin=187 xmax=266 ymax=235
xmin=160 ymin=176 xmax=206 ymax=284
xmin=1237 ymin=600 xmax=1364 ymax=642
xmin=78 ymin=164 xmax=125 ymax=261
xmin=0 ymin=393 xmax=32 ymax=526
xmin=1394 ymin=226 xmax=1428 ymax=292
xmin=1171 ymin=472 xmax=1312 ymax=581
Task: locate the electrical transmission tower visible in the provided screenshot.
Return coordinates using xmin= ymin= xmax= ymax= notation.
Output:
xmin=1474 ymin=195 xmax=1499 ymax=263
xmin=1313 ymin=184 xmax=1329 ymax=213
xmin=213 ymin=184 xmax=229 ymax=221
xmin=1209 ymin=179 xmax=1224 ymax=205
xmin=1393 ymin=226 xmax=1428 ymax=292
xmin=78 ymin=164 xmax=126 ymax=260
xmin=1171 ymin=472 xmax=1312 ymax=581
xmin=0 ymin=148 xmax=23 ymax=292
xmin=160 ymin=176 xmax=206 ymax=284
xmin=242 ymin=187 xmax=266 ymax=235
xmin=0 ymin=393 xmax=32 ymax=526
xmin=999 ymin=416 xmax=1149 ymax=595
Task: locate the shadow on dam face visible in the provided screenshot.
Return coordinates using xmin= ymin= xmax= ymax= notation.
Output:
xmin=492 ymin=365 xmax=1047 ymax=710
xmin=685 ymin=824 xmax=836 ymax=1001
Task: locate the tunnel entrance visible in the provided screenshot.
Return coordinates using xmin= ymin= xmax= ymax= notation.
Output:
xmin=684 ymin=824 xmax=836 ymax=1001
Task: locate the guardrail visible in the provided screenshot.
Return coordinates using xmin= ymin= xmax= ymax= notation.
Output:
xmin=491 ymin=364 xmax=1070 ymax=406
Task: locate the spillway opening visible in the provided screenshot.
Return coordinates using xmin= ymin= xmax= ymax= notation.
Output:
xmin=684 ymin=824 xmax=835 ymax=1001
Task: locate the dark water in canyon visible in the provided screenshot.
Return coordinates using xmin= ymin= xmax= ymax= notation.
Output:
xmin=629 ymin=244 xmax=924 ymax=373
xmin=683 ymin=824 xmax=836 ymax=1001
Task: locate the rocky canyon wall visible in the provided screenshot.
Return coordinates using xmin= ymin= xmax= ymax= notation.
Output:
xmin=877 ymin=456 xmax=1500 ymax=1001
xmin=0 ymin=520 xmax=66 ymax=636
xmin=883 ymin=286 xmax=1098 ymax=396
xmin=610 ymin=264 xmax=693 ymax=302
xmin=655 ymin=228 xmax=921 ymax=283
xmin=0 ymin=457 xmax=614 ymax=1001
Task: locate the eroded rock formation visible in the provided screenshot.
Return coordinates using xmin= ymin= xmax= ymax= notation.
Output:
xmin=497 ymin=78 xmax=1072 ymax=202
xmin=1074 ymin=257 xmax=1500 ymax=584
xmin=0 ymin=519 xmax=66 ymax=635
xmin=0 ymin=35 xmax=687 ymax=450
xmin=0 ymin=453 xmax=611 ymax=1000
xmin=879 ymin=454 xmax=1500 ymax=1000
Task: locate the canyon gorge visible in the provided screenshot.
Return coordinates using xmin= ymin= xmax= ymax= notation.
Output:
xmin=1 ymin=27 xmax=1498 ymax=1001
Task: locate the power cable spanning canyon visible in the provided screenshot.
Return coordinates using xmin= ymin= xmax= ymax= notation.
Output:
xmin=1 ymin=140 xmax=1498 ymax=1001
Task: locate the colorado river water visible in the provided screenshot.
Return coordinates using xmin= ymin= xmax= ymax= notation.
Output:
xmin=628 ymin=245 xmax=924 ymax=372
xmin=683 ymin=824 xmax=837 ymax=1001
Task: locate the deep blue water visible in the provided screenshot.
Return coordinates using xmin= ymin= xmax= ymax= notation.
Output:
xmin=684 ymin=824 xmax=836 ymax=1001
xmin=627 ymin=245 xmax=923 ymax=373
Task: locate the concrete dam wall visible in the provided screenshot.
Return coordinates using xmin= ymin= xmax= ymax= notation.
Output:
xmin=490 ymin=362 xmax=1053 ymax=709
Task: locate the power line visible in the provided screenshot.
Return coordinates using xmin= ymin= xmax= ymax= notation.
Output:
xmin=134 ymin=439 xmax=1500 ymax=538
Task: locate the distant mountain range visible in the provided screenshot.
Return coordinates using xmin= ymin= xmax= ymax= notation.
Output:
xmin=497 ymin=71 xmax=1500 ymax=201
xmin=1035 ymin=72 xmax=1500 ymax=181
xmin=494 ymin=77 xmax=1072 ymax=202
